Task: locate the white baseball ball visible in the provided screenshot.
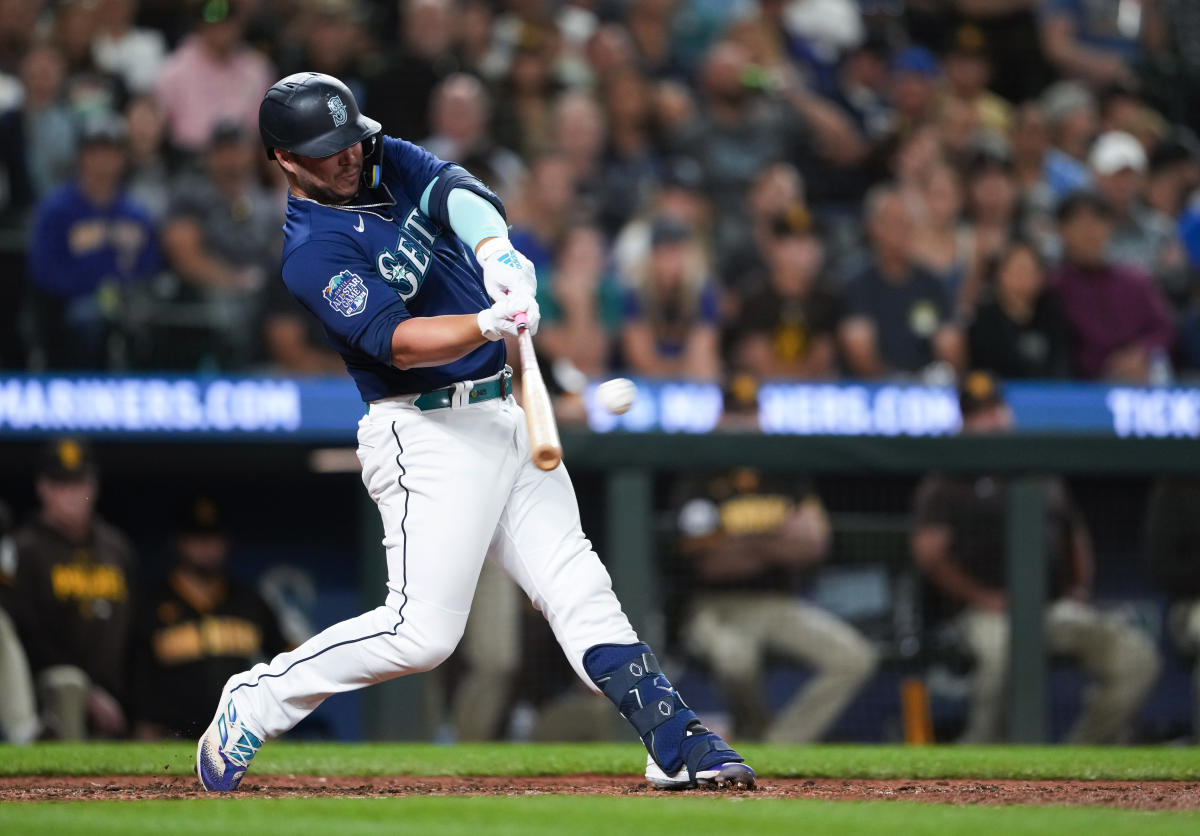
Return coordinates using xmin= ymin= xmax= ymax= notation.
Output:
xmin=596 ymin=378 xmax=637 ymax=414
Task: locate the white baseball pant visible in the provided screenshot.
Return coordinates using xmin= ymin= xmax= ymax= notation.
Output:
xmin=224 ymin=389 xmax=638 ymax=740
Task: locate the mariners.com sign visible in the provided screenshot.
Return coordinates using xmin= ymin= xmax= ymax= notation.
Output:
xmin=2 ymin=375 xmax=1200 ymax=440
xmin=0 ymin=377 xmax=302 ymax=434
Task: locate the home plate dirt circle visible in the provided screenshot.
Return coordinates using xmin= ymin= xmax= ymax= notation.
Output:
xmin=2 ymin=775 xmax=1199 ymax=809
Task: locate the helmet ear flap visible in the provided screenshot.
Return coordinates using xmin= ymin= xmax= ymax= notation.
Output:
xmin=361 ymin=133 xmax=383 ymax=189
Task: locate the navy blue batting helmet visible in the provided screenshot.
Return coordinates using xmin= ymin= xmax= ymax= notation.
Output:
xmin=259 ymin=72 xmax=382 ymax=188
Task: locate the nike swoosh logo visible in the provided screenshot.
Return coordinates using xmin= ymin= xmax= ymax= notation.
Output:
xmin=353 ymin=214 xmax=364 ymax=233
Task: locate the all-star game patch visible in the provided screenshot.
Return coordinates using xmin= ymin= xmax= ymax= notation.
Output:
xmin=323 ymin=270 xmax=368 ymax=317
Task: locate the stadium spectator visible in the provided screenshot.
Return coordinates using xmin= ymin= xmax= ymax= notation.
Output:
xmin=53 ymin=0 xmax=126 ymax=123
xmin=1087 ymin=130 xmax=1189 ymax=308
xmin=92 ymin=0 xmax=167 ymax=97
xmin=422 ymin=73 xmax=526 ymax=200
xmin=8 ymin=439 xmax=137 ymax=740
xmin=550 ymin=90 xmax=606 ymax=221
xmin=595 ymin=67 xmax=661 ymax=236
xmin=1049 ymin=190 xmax=1174 ymax=382
xmin=0 ymin=499 xmax=40 ymax=744
xmin=131 ymin=497 xmax=287 ymax=739
xmin=508 ymin=153 xmax=578 ymax=280
xmin=955 ymin=0 xmax=1052 ymax=104
xmin=626 ymin=0 xmax=688 ymax=81
xmin=275 ymin=0 xmax=369 ymax=107
xmin=968 ymin=238 xmax=1070 ymax=379
xmin=0 ymin=0 xmax=42 ymax=77
xmin=1039 ymin=80 xmax=1097 ymax=200
xmin=491 ymin=22 xmax=562 ymax=160
xmin=910 ymin=162 xmax=976 ymax=315
xmin=364 ymin=0 xmax=461 ymax=141
xmin=619 ymin=216 xmax=721 ymax=380
xmin=673 ymin=39 xmax=812 ymax=262
xmin=1009 ymin=101 xmax=1060 ymax=256
xmin=889 ymin=46 xmax=941 ymax=133
xmin=839 ymin=184 xmax=963 ymax=379
xmin=613 ymin=156 xmax=713 ymax=287
xmin=912 ymin=373 xmax=1159 ymax=743
xmin=1142 ymin=0 xmax=1200 ymax=136
xmin=731 ymin=206 xmax=840 ymax=379
xmin=535 ymin=223 xmax=618 ymax=380
xmin=719 ymin=161 xmax=806 ymax=293
xmin=1144 ymin=477 xmax=1200 ymax=740
xmin=7 ymin=41 xmax=77 ymax=201
xmin=27 ymin=116 xmax=160 ymax=371
xmin=675 ymin=467 xmax=877 ymax=742
xmin=154 ymin=0 xmax=274 ymax=157
xmin=121 ymin=95 xmax=169 ymax=223
xmin=1039 ymin=0 xmax=1141 ymax=88
xmin=157 ymin=120 xmax=283 ymax=370
xmin=940 ymin=23 xmax=1012 ymax=138
xmin=963 ymin=146 xmax=1022 ymax=310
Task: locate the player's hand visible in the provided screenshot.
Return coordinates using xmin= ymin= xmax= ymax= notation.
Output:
xmin=475 ymin=237 xmax=537 ymax=302
xmin=477 ymin=292 xmax=540 ymax=340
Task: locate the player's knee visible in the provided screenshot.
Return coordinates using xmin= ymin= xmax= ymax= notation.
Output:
xmin=836 ymin=639 xmax=879 ymax=684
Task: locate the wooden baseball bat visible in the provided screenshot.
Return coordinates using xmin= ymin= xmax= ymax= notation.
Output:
xmin=513 ymin=312 xmax=562 ymax=471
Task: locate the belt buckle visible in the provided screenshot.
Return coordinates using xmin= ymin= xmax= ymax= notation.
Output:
xmin=501 ymin=368 xmax=513 ymax=398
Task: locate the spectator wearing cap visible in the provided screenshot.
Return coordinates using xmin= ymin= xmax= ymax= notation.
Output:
xmin=1088 ymin=130 xmax=1190 ymax=309
xmin=154 ymin=0 xmax=275 ymax=156
xmin=968 ymin=238 xmax=1070 ymax=378
xmin=913 ymin=372 xmax=1158 ymax=743
xmin=422 ymin=73 xmax=526 ymax=202
xmin=8 ymin=439 xmax=137 ymax=740
xmin=732 ymin=205 xmax=841 ymax=379
xmin=0 ymin=499 xmax=40 ymax=743
xmin=130 ymin=497 xmax=287 ymax=739
xmin=940 ymin=23 xmax=1012 ymax=138
xmin=619 ymin=216 xmax=721 ymax=380
xmin=490 ymin=21 xmax=562 ymax=161
xmin=1049 ymin=190 xmax=1174 ymax=382
xmin=27 ymin=115 xmax=160 ymax=370
xmin=1040 ymin=0 xmax=1140 ymax=88
xmin=956 ymin=0 xmax=1054 ymax=104
xmin=839 ymin=184 xmax=963 ymax=379
xmin=92 ymin=0 xmax=167 ymax=97
xmin=890 ymin=46 xmax=941 ymax=132
xmin=155 ymin=119 xmax=284 ymax=370
xmin=963 ymin=147 xmax=1023 ymax=310
xmin=1038 ymin=81 xmax=1097 ymax=200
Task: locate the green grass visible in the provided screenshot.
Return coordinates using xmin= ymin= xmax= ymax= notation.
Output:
xmin=3 ymin=742 xmax=1200 ymax=781
xmin=1 ymin=796 xmax=1199 ymax=836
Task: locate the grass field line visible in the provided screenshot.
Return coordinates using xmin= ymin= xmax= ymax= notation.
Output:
xmin=1 ymin=796 xmax=1199 ymax=836
xmin=2 ymin=743 xmax=1199 ymax=781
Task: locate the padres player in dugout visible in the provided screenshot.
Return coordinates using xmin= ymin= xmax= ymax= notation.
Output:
xmin=196 ymin=73 xmax=755 ymax=791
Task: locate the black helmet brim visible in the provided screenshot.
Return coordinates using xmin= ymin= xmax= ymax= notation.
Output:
xmin=267 ymin=112 xmax=381 ymax=160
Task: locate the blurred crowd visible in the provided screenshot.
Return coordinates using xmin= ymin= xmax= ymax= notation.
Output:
xmin=2 ymin=0 xmax=1200 ymax=395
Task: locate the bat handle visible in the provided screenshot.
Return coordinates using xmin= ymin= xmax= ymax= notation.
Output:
xmin=513 ymin=310 xmax=528 ymax=331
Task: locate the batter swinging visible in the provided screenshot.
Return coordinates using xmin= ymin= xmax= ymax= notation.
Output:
xmin=196 ymin=73 xmax=755 ymax=792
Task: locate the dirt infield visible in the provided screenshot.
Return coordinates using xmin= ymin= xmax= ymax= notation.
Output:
xmin=2 ymin=775 xmax=1199 ymax=809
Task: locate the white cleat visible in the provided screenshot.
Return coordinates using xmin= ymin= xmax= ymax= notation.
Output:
xmin=644 ymin=754 xmax=757 ymax=790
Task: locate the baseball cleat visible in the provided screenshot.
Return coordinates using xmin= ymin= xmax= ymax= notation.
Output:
xmin=196 ymin=696 xmax=263 ymax=792
xmin=645 ymin=754 xmax=757 ymax=790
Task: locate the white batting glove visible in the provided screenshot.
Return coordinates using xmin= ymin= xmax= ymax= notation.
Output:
xmin=477 ymin=292 xmax=540 ymax=340
xmin=475 ymin=237 xmax=537 ymax=302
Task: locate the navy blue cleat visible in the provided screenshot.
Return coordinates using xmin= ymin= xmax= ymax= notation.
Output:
xmin=196 ymin=696 xmax=263 ymax=792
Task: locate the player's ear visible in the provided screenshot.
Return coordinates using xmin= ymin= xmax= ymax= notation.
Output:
xmin=275 ymin=149 xmax=297 ymax=176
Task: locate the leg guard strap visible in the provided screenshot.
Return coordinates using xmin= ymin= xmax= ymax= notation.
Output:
xmin=599 ymin=650 xmax=662 ymax=705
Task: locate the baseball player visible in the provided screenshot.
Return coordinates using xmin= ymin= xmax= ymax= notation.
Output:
xmin=196 ymin=73 xmax=755 ymax=792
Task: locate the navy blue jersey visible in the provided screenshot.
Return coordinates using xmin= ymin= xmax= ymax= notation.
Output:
xmin=280 ymin=136 xmax=504 ymax=401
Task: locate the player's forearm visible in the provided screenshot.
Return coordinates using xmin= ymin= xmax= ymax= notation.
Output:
xmin=390 ymin=315 xmax=487 ymax=369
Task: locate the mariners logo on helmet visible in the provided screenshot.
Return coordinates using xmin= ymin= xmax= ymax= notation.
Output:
xmin=327 ymin=95 xmax=348 ymax=127
xmin=323 ymin=270 xmax=368 ymax=317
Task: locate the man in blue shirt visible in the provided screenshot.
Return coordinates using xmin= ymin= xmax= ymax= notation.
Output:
xmin=195 ymin=73 xmax=754 ymax=793
xmin=27 ymin=117 xmax=160 ymax=369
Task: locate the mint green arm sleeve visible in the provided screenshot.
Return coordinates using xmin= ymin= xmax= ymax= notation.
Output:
xmin=419 ymin=178 xmax=510 ymax=251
